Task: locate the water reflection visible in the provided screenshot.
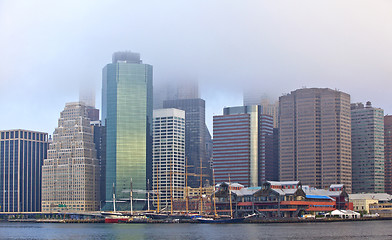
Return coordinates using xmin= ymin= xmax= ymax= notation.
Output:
xmin=0 ymin=221 xmax=392 ymax=240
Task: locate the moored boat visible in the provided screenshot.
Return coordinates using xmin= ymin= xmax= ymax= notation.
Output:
xmin=144 ymin=212 xmax=170 ymax=219
xmin=104 ymin=216 xmax=131 ymax=223
xmin=196 ymin=217 xmax=245 ymax=223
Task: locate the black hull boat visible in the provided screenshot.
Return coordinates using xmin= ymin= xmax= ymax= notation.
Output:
xmin=196 ymin=213 xmax=256 ymax=223
xmin=196 ymin=217 xmax=245 ymax=223
xmin=144 ymin=213 xmax=170 ymax=219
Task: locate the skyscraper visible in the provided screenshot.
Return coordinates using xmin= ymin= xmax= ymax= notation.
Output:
xmin=268 ymin=128 xmax=280 ymax=181
xmin=213 ymin=106 xmax=274 ymax=187
xmin=42 ymin=102 xmax=100 ymax=211
xmin=0 ymin=130 xmax=48 ymax=212
xmin=91 ymin=120 xmax=106 ymax=208
xmin=80 ymin=87 xmax=105 ymax=206
xmin=102 ymin=51 xmax=153 ymax=210
xmin=279 ymin=88 xmax=352 ymax=191
xmin=163 ymin=98 xmax=211 ymax=187
xmin=153 ymin=108 xmax=185 ymax=211
xmin=351 ymin=102 xmax=384 ymax=193
xmin=384 ymin=115 xmax=392 ymax=194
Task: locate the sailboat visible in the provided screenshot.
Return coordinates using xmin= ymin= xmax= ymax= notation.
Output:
xmin=197 ymin=173 xmax=246 ymax=223
xmin=102 ymin=183 xmax=131 ymax=223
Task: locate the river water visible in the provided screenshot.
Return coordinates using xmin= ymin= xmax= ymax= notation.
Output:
xmin=0 ymin=220 xmax=391 ymax=240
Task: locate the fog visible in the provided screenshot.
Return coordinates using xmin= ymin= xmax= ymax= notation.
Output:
xmin=1 ymin=0 xmax=391 ymax=134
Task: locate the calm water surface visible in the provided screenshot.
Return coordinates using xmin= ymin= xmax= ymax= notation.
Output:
xmin=0 ymin=221 xmax=391 ymax=240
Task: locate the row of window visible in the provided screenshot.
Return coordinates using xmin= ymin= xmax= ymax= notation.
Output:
xmin=1 ymin=131 xmax=47 ymax=141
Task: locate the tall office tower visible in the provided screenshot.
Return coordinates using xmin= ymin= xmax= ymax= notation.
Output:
xmin=0 ymin=130 xmax=48 ymax=212
xmin=163 ymin=98 xmax=211 ymax=187
xmin=279 ymin=88 xmax=352 ymax=191
xmin=243 ymin=91 xmax=279 ymax=128
xmin=81 ymin=87 xmax=104 ymax=204
xmin=42 ymin=102 xmax=100 ymax=211
xmin=205 ymin=124 xmax=213 ymax=170
xmin=102 ymin=51 xmax=153 ymax=210
xmin=213 ymin=106 xmax=273 ymax=187
xmin=91 ymin=120 xmax=106 ymax=208
xmin=265 ymin=128 xmax=279 ymax=181
xmin=153 ymin=108 xmax=185 ymax=210
xmin=351 ymin=102 xmax=384 ymax=193
xmin=384 ymin=115 xmax=392 ymax=194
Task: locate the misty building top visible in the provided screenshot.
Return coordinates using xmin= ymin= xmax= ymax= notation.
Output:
xmin=112 ymin=51 xmax=142 ymax=64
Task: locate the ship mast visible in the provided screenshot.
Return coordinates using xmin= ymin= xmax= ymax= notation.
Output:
xmin=199 ymin=157 xmax=203 ymax=214
xmin=147 ymin=179 xmax=150 ymax=211
xmin=112 ymin=182 xmax=116 ymax=212
xmin=213 ymin=169 xmax=217 ymax=217
xmin=229 ymin=174 xmax=233 ymax=219
xmin=185 ymin=157 xmax=188 ymax=214
xmin=156 ymin=162 xmax=160 ymax=213
xmin=130 ymin=178 xmax=133 ymax=215
xmin=170 ymin=157 xmax=173 ymax=215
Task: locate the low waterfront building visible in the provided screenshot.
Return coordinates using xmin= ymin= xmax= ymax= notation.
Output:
xmin=213 ymin=181 xmax=350 ymax=218
xmin=325 ymin=209 xmax=360 ymax=219
xmin=349 ymin=193 xmax=392 ymax=214
xmin=350 ymin=198 xmax=378 ymax=213
xmin=185 ymin=185 xmax=215 ymax=198
xmin=369 ymin=202 xmax=392 ymax=217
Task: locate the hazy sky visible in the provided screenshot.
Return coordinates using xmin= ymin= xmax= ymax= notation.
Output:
xmin=1 ymin=0 xmax=392 ymax=135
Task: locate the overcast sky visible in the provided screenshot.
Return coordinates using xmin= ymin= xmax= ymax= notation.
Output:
xmin=1 ymin=0 xmax=392 ymax=135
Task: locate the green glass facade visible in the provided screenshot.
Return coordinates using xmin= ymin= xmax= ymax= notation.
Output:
xmin=102 ymin=52 xmax=153 ymax=210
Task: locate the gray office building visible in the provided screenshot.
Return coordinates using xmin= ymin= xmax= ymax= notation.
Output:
xmin=0 ymin=130 xmax=48 ymax=212
xmin=91 ymin=120 xmax=106 ymax=208
xmin=351 ymin=102 xmax=385 ymax=193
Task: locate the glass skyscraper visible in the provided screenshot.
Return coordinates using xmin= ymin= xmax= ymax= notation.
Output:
xmin=102 ymin=51 xmax=153 ymax=210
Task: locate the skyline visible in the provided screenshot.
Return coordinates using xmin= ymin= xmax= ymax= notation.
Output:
xmin=1 ymin=0 xmax=392 ymax=135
